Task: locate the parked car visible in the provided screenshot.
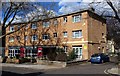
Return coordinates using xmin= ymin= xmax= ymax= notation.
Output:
xmin=90 ymin=53 xmax=110 ymax=63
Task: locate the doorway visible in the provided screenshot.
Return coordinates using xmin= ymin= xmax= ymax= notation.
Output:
xmin=72 ymin=46 xmax=82 ymax=60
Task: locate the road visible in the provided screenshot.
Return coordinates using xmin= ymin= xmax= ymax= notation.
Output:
xmin=1 ymin=62 xmax=118 ymax=76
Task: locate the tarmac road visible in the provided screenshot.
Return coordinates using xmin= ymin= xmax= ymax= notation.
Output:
xmin=1 ymin=62 xmax=118 ymax=76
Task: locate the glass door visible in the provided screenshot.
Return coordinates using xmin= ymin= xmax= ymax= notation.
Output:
xmin=73 ymin=46 xmax=82 ymax=60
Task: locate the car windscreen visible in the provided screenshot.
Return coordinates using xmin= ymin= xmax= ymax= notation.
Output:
xmin=91 ymin=54 xmax=99 ymax=57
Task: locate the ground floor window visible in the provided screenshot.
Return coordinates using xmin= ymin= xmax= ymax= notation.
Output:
xmin=63 ymin=46 xmax=68 ymax=53
xmin=8 ymin=47 xmax=38 ymax=58
xmin=72 ymin=46 xmax=82 ymax=60
xmin=9 ymin=49 xmax=20 ymax=58
xmin=26 ymin=49 xmax=37 ymax=57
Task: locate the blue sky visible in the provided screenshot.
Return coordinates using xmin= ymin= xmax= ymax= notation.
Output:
xmin=1 ymin=0 xmax=119 ymax=24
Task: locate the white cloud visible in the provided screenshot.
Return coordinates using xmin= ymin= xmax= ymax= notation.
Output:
xmin=58 ymin=2 xmax=82 ymax=14
xmin=58 ymin=0 xmax=119 ymax=17
xmin=11 ymin=6 xmax=58 ymax=23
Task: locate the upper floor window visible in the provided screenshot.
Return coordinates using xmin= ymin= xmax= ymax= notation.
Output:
xmin=9 ymin=37 xmax=14 ymax=42
xmin=72 ymin=14 xmax=81 ymax=23
xmin=9 ymin=26 xmax=14 ymax=32
xmin=16 ymin=36 xmax=20 ymax=41
xmin=18 ymin=25 xmax=20 ymax=30
xmin=63 ymin=31 xmax=67 ymax=37
xmin=31 ymin=23 xmax=37 ymax=29
xmin=72 ymin=30 xmax=82 ymax=38
xmin=63 ymin=17 xmax=67 ymax=23
xmin=53 ymin=33 xmax=57 ymax=38
xmin=24 ymin=35 xmax=28 ymax=40
xmin=32 ymin=35 xmax=38 ymax=41
xmin=102 ymin=33 xmax=105 ymax=39
xmin=25 ymin=25 xmax=29 ymax=29
xmin=42 ymin=34 xmax=49 ymax=40
xmin=54 ymin=19 xmax=58 ymax=26
xmin=43 ymin=21 xmax=50 ymax=28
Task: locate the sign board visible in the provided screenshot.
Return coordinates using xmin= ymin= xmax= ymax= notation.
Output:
xmin=84 ymin=45 xmax=87 ymax=49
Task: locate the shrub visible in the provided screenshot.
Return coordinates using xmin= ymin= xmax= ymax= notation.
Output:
xmin=31 ymin=58 xmax=37 ymax=63
xmin=67 ymin=51 xmax=76 ymax=61
xmin=47 ymin=51 xmax=57 ymax=61
xmin=19 ymin=57 xmax=31 ymax=63
xmin=2 ymin=56 xmax=8 ymax=63
xmin=55 ymin=53 xmax=67 ymax=62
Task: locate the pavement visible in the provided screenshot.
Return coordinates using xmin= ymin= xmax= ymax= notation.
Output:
xmin=106 ymin=63 xmax=120 ymax=75
xmin=0 ymin=63 xmax=63 ymax=70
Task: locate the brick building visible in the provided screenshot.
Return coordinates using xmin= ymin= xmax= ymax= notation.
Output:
xmin=5 ymin=10 xmax=106 ymax=60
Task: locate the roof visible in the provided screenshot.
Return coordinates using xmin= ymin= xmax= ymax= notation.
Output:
xmin=11 ymin=9 xmax=106 ymax=25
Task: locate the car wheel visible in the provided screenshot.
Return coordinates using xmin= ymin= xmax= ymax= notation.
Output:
xmin=100 ymin=60 xmax=104 ymax=63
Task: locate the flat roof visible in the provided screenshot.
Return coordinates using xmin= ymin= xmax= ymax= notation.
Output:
xmin=11 ymin=9 xmax=106 ymax=25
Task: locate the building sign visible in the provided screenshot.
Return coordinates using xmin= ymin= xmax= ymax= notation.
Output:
xmin=84 ymin=45 xmax=87 ymax=49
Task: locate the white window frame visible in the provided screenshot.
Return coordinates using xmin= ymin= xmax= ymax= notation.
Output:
xmin=63 ymin=32 xmax=67 ymax=37
xmin=72 ymin=46 xmax=82 ymax=59
xmin=42 ymin=34 xmax=49 ymax=40
xmin=9 ymin=49 xmax=19 ymax=57
xmin=9 ymin=26 xmax=14 ymax=32
xmin=32 ymin=35 xmax=38 ymax=41
xmin=9 ymin=37 xmax=14 ymax=42
xmin=63 ymin=17 xmax=67 ymax=23
xmin=63 ymin=46 xmax=68 ymax=53
xmin=43 ymin=21 xmax=50 ymax=28
xmin=31 ymin=23 xmax=37 ymax=29
xmin=72 ymin=30 xmax=82 ymax=38
xmin=72 ymin=14 xmax=81 ymax=23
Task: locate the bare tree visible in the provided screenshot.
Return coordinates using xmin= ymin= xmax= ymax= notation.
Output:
xmin=106 ymin=0 xmax=120 ymax=22
xmin=88 ymin=0 xmax=120 ymax=49
xmin=1 ymin=2 xmax=57 ymax=39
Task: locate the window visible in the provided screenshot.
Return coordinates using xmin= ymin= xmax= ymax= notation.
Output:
xmin=32 ymin=35 xmax=38 ymax=41
xmin=63 ymin=46 xmax=68 ymax=53
xmin=63 ymin=31 xmax=67 ymax=37
xmin=72 ymin=30 xmax=82 ymax=38
xmin=31 ymin=23 xmax=37 ymax=29
xmin=43 ymin=21 xmax=50 ymax=28
xmin=9 ymin=37 xmax=14 ymax=42
xmin=53 ymin=33 xmax=57 ymax=37
xmin=18 ymin=25 xmax=20 ymax=30
xmin=63 ymin=17 xmax=67 ymax=23
xmin=16 ymin=36 xmax=20 ymax=41
xmin=24 ymin=35 xmax=28 ymax=40
xmin=25 ymin=25 xmax=29 ymax=29
xmin=8 ymin=49 xmax=20 ymax=57
xmin=102 ymin=33 xmax=105 ymax=39
xmin=9 ymin=26 xmax=14 ymax=32
xmin=54 ymin=19 xmax=58 ymax=26
xmin=42 ymin=34 xmax=49 ymax=40
xmin=102 ymin=33 xmax=104 ymax=36
xmin=72 ymin=46 xmax=82 ymax=59
xmin=72 ymin=14 xmax=81 ymax=22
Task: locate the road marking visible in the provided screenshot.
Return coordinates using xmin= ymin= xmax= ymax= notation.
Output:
xmin=104 ymin=68 xmax=110 ymax=74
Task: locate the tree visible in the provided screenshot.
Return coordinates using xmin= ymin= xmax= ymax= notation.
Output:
xmin=88 ymin=0 xmax=120 ymax=49
xmin=106 ymin=0 xmax=120 ymax=22
xmin=1 ymin=2 xmax=57 ymax=39
xmin=0 ymin=2 xmax=58 ymax=52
